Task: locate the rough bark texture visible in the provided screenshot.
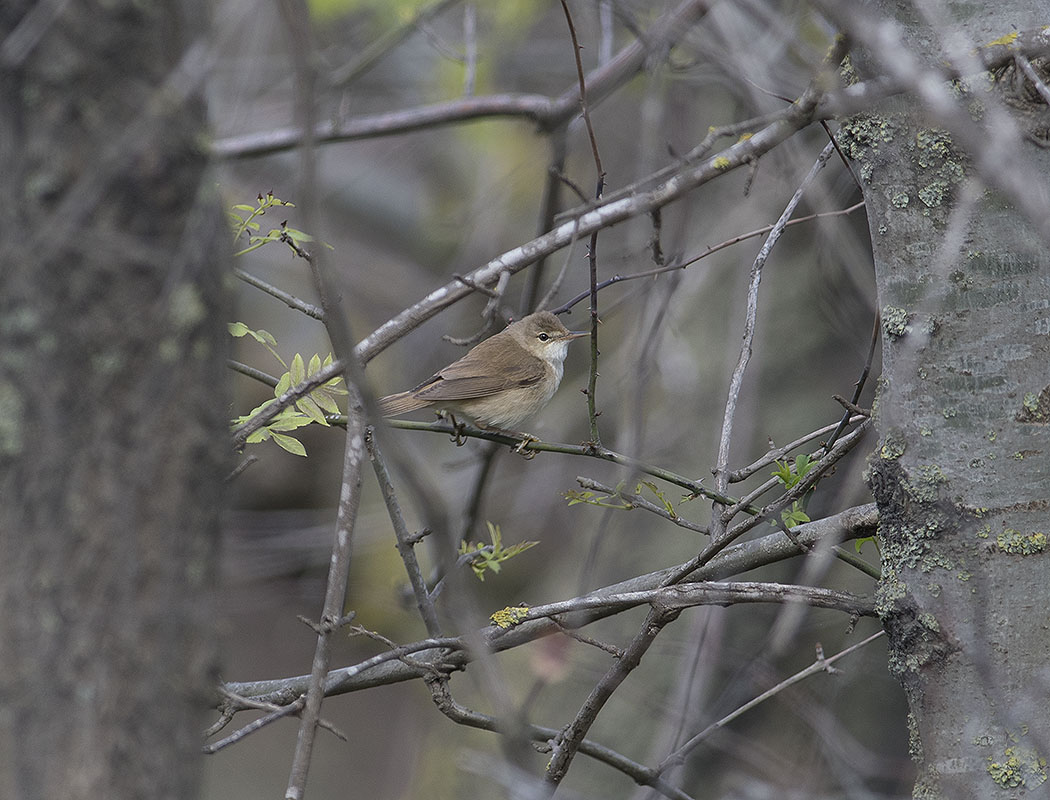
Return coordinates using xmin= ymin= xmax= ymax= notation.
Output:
xmin=841 ymin=6 xmax=1050 ymax=797
xmin=0 ymin=2 xmax=226 ymax=798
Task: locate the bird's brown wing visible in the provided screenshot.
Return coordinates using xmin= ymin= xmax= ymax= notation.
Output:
xmin=412 ymin=339 xmax=547 ymax=402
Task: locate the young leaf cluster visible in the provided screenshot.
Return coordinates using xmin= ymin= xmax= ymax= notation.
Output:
xmin=564 ymin=479 xmax=675 ymax=513
xmin=229 ymin=323 xmax=346 ymax=456
xmin=229 ymin=191 xmax=314 ymax=258
xmin=458 ymin=522 xmax=538 ymax=582
xmin=772 ymin=454 xmax=815 ymax=528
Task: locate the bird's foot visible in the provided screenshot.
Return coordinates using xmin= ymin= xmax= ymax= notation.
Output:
xmin=511 ymin=432 xmax=539 ymax=459
xmin=437 ymin=411 xmax=468 ymax=446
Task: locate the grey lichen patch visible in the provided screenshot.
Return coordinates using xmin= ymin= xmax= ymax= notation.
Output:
xmin=1016 ymin=385 xmax=1050 ymax=423
xmin=891 ymin=191 xmax=910 ymax=208
xmin=836 ymin=113 xmax=899 ymax=182
xmin=903 ymin=464 xmax=948 ymax=503
xmin=908 ymin=128 xmax=967 ymax=222
xmin=880 ymin=435 xmax=907 ymax=460
xmin=996 ymin=528 xmax=1048 ymax=555
xmin=838 ymin=53 xmax=859 ymax=87
xmin=918 ymin=182 xmax=948 ymax=208
xmin=882 ymin=306 xmax=910 ymax=338
xmin=879 ymin=510 xmax=949 ymax=572
xmin=874 ymin=570 xmax=908 ymax=619
xmin=919 ymin=316 xmax=940 ymax=337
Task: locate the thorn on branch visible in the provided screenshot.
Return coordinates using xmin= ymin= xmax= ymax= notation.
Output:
xmin=832 ymin=394 xmax=871 ymax=417
xmin=556 ymin=623 xmax=625 ymax=659
xmin=297 ymin=612 xmax=357 ymax=635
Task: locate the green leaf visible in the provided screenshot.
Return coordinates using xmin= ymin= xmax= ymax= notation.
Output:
xmin=283 ymin=227 xmax=314 ymax=242
xmin=270 ymin=431 xmax=307 ymax=456
xmin=312 ymin=389 xmax=341 ymax=415
xmin=308 ymin=353 xmax=322 ymax=375
xmin=779 ymin=503 xmax=811 ymax=528
xmin=296 ymin=395 xmax=329 ymax=426
xmin=854 ymin=536 xmax=877 ymax=554
xmin=267 ymin=411 xmax=315 ymax=432
xmin=290 ymin=353 xmax=306 ymax=385
xmin=274 ymin=372 xmax=291 ymax=397
xmin=795 ymin=453 xmax=813 ymax=477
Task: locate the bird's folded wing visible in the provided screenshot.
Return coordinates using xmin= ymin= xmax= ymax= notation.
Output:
xmin=414 ymin=348 xmax=546 ymax=400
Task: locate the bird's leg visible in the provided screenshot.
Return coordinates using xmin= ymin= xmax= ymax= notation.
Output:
xmin=471 ymin=419 xmax=539 ymax=458
xmin=436 ymin=410 xmax=468 ymax=446
xmin=510 ymin=433 xmax=539 ymax=459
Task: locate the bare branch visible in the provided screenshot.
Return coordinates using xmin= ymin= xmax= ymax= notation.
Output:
xmin=655 ymin=630 xmax=886 ymax=773
xmin=214 ymin=0 xmax=712 ymax=160
xmin=218 ymin=504 xmax=878 ymax=702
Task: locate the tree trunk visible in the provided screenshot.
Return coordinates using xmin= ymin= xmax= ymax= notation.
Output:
xmin=841 ymin=6 xmax=1050 ymax=796
xmin=0 ymin=2 xmax=226 ymax=798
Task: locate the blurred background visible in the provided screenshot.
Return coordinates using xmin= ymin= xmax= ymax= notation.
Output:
xmin=208 ymin=1 xmax=909 ymax=797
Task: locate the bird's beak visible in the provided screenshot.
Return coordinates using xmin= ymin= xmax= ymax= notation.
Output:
xmin=563 ymin=330 xmax=589 ymax=340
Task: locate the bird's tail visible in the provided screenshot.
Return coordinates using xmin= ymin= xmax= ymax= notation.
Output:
xmin=377 ymin=391 xmax=432 ymax=417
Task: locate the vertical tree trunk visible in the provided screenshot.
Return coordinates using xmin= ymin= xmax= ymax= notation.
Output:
xmin=841 ymin=7 xmax=1050 ymax=796
xmin=0 ymin=2 xmax=226 ymax=798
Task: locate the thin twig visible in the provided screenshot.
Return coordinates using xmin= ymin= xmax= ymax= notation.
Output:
xmin=204 ymin=697 xmax=305 ymax=754
xmin=575 ymin=477 xmax=709 ymax=535
xmin=277 ymin=2 xmax=370 ymax=794
xmin=557 ymin=202 xmax=865 ymax=313
xmin=367 ymin=427 xmax=443 ymax=637
xmin=218 ymin=504 xmax=878 ymax=703
xmin=728 ymin=414 xmax=866 ymax=482
xmin=216 ymin=0 xmax=712 ymax=159
xmin=353 ymin=72 xmax=829 ymax=371
xmin=712 ymin=139 xmax=838 ymax=511
xmin=232 ymin=266 xmax=325 ymax=321
xmin=560 ymin=0 xmax=606 ymax=447
xmin=668 ymin=421 xmax=871 ymax=587
xmin=426 ymin=678 xmax=697 ymax=800
xmin=328 ymin=0 xmax=462 ymax=87
xmin=655 ymin=630 xmax=886 ymax=773
xmin=825 ymin=313 xmax=880 ymax=451
xmin=224 ymin=454 xmax=258 ymax=483
xmin=545 ymin=605 xmax=682 ymax=789
xmin=226 ymin=359 xmax=279 ymax=388
xmin=1016 ymin=54 xmax=1050 ymax=106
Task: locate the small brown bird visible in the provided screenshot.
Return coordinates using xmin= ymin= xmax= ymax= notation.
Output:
xmin=378 ymin=311 xmax=587 ymax=430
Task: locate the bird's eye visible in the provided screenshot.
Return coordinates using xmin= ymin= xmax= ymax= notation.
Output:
xmin=538 ymin=333 xmax=550 ymax=342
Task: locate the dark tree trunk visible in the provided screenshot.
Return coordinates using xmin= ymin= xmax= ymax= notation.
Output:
xmin=0 ymin=2 xmax=226 ymax=798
